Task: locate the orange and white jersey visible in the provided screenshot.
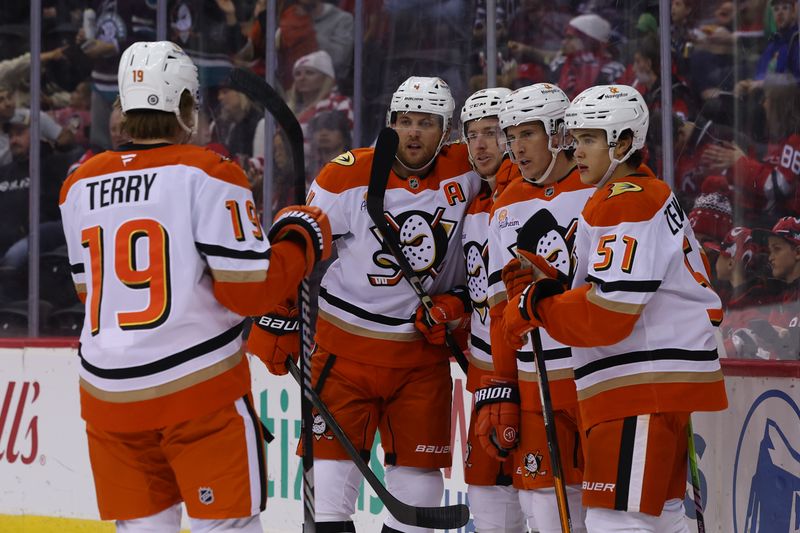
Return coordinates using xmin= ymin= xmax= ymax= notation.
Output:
xmin=461 ymin=182 xmax=493 ymax=391
xmin=488 ymin=169 xmax=594 ymax=410
xmin=60 ymin=143 xmax=301 ymax=432
xmin=308 ymin=143 xmax=481 ymax=368
xmin=536 ymin=172 xmax=728 ymax=428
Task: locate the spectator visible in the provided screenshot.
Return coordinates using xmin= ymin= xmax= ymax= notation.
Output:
xmin=77 ymin=1 xmax=156 ymax=150
xmin=169 ymin=0 xmax=246 ymax=89
xmin=296 ymin=0 xmax=354 ymax=86
xmin=68 ymin=102 xmax=130 ymax=175
xmin=688 ymin=180 xmax=734 ymax=250
xmin=550 ymin=14 xmax=624 ymax=98
xmin=0 ymin=104 xmax=74 ymax=165
xmin=626 ymin=33 xmax=693 ymax=120
xmin=307 ymin=109 xmax=352 ymax=177
xmin=286 ymin=50 xmax=353 ymax=157
xmin=671 ymin=0 xmax=697 ymax=78
xmin=711 ymin=227 xmax=774 ymax=357
xmin=735 ymin=0 xmax=799 ymax=97
xmin=751 ymin=216 xmax=800 ymax=359
xmin=52 ymin=80 xmax=92 ymax=149
xmin=211 ymin=81 xmax=262 ymax=162
xmin=703 ymin=73 xmax=800 ymax=225
xmin=0 ymin=110 xmax=72 ymax=264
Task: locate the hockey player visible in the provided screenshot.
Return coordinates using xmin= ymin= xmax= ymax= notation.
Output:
xmin=423 ymin=87 xmax=528 ymax=532
xmin=59 ymin=41 xmax=331 ymax=532
xmin=300 ymin=76 xmax=481 ymax=533
xmin=476 ymin=83 xmax=591 ymax=533
xmin=503 ymin=85 xmax=728 ymax=532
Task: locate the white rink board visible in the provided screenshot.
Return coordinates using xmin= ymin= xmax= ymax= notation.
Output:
xmin=0 ymin=347 xmax=797 ymax=533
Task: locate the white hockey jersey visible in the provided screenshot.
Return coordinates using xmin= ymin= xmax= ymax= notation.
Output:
xmin=534 ymin=172 xmax=728 ymax=427
xmin=60 ymin=143 xmax=304 ymax=431
xmin=308 ymin=143 xmax=481 ymax=368
xmin=488 ymin=168 xmax=594 ymax=410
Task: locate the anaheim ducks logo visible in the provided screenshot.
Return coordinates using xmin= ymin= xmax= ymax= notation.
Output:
xmin=368 ymin=207 xmax=457 ymax=286
xmin=515 ymin=210 xmax=578 ymax=281
xmin=607 ymin=181 xmax=643 ymax=198
xmin=464 ymin=441 xmax=473 ymax=468
xmin=331 ymin=151 xmax=355 ymax=166
xmin=609 ymin=86 xmax=620 ymax=94
xmin=464 ymin=239 xmax=489 ymax=324
xmin=522 ymin=451 xmax=547 ymax=478
xmin=312 ymin=413 xmax=333 ymax=440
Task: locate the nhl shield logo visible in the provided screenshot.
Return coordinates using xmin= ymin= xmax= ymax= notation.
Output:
xmin=198 ymin=487 xmax=214 ymax=505
xmin=408 ymin=177 xmax=420 ymax=190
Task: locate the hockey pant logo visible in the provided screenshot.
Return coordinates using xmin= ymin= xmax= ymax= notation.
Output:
xmin=312 ymin=413 xmax=333 ymax=440
xmin=520 ymin=450 xmax=547 ymax=478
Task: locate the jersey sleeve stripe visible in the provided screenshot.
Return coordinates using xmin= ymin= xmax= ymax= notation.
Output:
xmin=320 ymin=287 xmax=414 ymax=326
xmin=573 ymin=348 xmax=719 ymax=380
xmin=70 ymin=263 xmax=85 ymax=274
xmin=488 ymin=270 xmax=502 ymax=285
xmin=211 ymin=269 xmax=267 ymax=283
xmin=80 ymin=322 xmax=245 ymax=380
xmin=587 ymin=275 xmax=662 ymax=293
xmin=470 ymin=333 xmax=492 ymax=356
xmin=587 ymin=285 xmax=644 ymax=315
xmin=196 ymin=242 xmax=271 ymax=260
xmin=576 ymin=369 xmax=724 ymax=403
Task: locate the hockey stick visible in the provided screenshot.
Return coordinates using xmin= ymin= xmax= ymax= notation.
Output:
xmin=530 ymin=329 xmax=573 ymax=532
xmin=366 ymin=127 xmax=469 ymax=373
xmin=229 ymin=67 xmax=316 ymax=530
xmin=286 ymin=358 xmax=471 ymax=529
xmin=516 ymin=243 xmax=573 ymax=532
xmin=687 ymin=417 xmax=706 ymax=533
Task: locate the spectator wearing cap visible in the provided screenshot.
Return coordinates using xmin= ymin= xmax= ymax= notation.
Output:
xmin=713 ymin=227 xmax=774 ymax=357
xmin=283 ymin=50 xmax=353 ymax=158
xmin=749 ymin=216 xmax=800 ymax=359
xmin=688 ymin=185 xmax=734 ymax=250
xmin=550 ymin=13 xmax=624 ymax=98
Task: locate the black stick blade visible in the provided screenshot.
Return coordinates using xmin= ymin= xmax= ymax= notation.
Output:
xmin=366 ymin=127 xmax=399 ymax=222
xmin=413 ymin=503 xmax=471 ymax=529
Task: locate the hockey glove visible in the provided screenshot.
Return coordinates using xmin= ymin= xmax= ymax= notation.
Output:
xmin=414 ymin=287 xmax=472 ymax=345
xmin=503 ymin=279 xmax=566 ymax=349
xmin=501 ymin=251 xmax=560 ymax=299
xmin=247 ymin=305 xmax=300 ymax=375
xmin=474 ymin=376 xmax=520 ymax=461
xmin=268 ymin=205 xmax=332 ymax=276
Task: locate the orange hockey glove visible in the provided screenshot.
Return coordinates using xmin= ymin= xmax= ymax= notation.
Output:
xmin=247 ymin=305 xmax=299 ymax=375
xmin=414 ymin=287 xmax=472 ymax=345
xmin=268 ymin=205 xmax=332 ymax=276
xmin=501 ymin=251 xmax=560 ymax=299
xmin=474 ymin=376 xmax=520 ymax=461
xmin=503 ymin=279 xmax=566 ymax=349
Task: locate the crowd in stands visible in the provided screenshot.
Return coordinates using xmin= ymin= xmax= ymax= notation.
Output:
xmin=0 ymin=0 xmax=797 ymax=359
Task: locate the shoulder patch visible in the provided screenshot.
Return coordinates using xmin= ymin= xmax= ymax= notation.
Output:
xmin=331 ymin=151 xmax=356 ymax=166
xmin=607 ymin=182 xmax=643 ymax=198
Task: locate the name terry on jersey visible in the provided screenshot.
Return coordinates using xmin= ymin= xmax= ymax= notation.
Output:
xmin=86 ymin=173 xmax=157 ymax=210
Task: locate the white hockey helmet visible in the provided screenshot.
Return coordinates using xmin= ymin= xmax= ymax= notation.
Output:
xmin=498 ymin=83 xmax=570 ymax=135
xmin=118 ymin=41 xmax=199 ymax=133
xmin=499 ymin=83 xmax=571 ymax=184
xmin=460 ymin=87 xmax=512 ymax=134
xmin=565 ymin=85 xmax=649 ymax=186
xmin=386 ymin=76 xmax=455 ymax=130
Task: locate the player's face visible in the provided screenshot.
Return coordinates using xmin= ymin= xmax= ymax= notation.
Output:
xmin=571 ymin=128 xmax=612 ymax=185
xmin=393 ymin=112 xmax=444 ymax=169
xmin=767 ymin=236 xmax=800 ymax=279
xmin=505 ymin=122 xmax=551 ymax=181
xmin=465 ymin=117 xmax=503 ymax=178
